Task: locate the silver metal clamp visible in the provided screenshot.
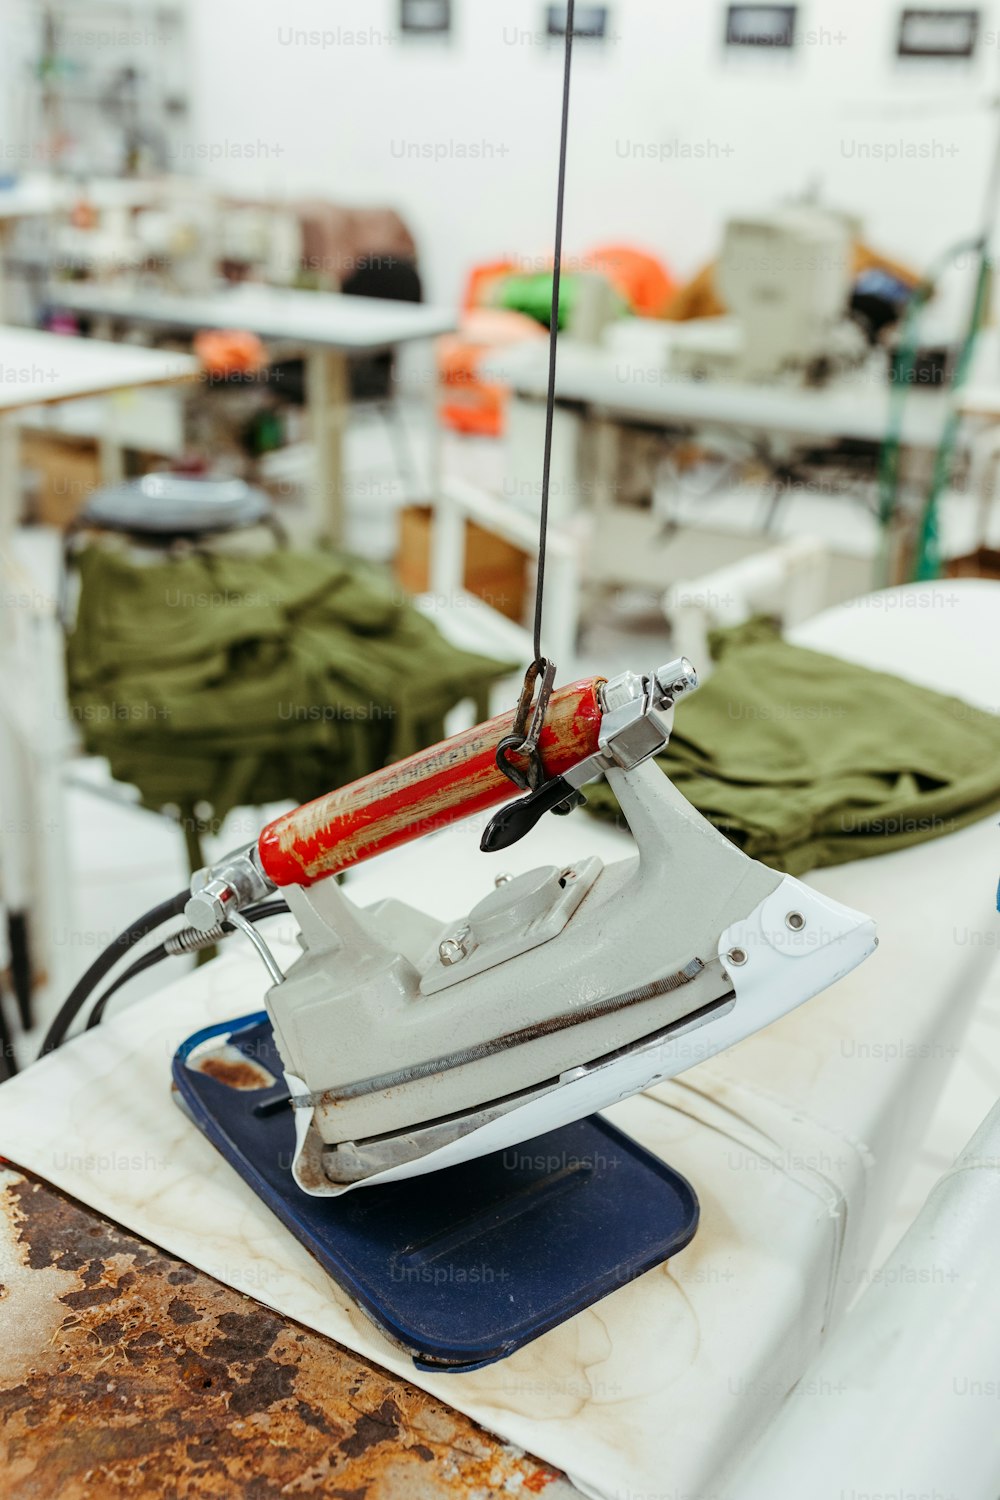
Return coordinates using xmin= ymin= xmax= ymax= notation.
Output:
xmin=480 ymin=657 xmax=698 ymax=853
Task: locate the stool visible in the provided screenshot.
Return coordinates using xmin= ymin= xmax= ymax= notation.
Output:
xmin=78 ymin=472 xmax=280 ymax=542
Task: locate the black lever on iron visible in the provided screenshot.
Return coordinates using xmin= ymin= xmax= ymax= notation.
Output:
xmin=480 ymin=777 xmax=585 ymax=853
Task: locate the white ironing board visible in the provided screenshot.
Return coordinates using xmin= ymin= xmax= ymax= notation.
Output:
xmin=0 ymin=580 xmax=995 ymax=1500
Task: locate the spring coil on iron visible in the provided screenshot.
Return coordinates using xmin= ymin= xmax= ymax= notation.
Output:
xmin=164 ymin=924 xmax=226 ymax=956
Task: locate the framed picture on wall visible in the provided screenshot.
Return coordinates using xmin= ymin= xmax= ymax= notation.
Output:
xmin=897 ymin=8 xmax=979 ymax=58
xmin=399 ymin=0 xmax=452 ymax=37
xmin=724 ymin=5 xmax=798 ymax=49
xmin=545 ymin=5 xmax=611 ymax=41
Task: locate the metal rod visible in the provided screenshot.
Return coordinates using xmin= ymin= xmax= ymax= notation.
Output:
xmin=226 ymin=910 xmax=284 ymax=987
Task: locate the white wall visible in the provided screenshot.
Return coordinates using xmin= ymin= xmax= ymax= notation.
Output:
xmin=108 ymin=0 xmax=1000 ymax=301
xmin=2 ymin=4 xmax=43 ymax=175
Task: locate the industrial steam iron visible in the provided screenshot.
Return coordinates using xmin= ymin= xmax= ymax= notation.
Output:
xmin=175 ymin=656 xmax=877 ymax=1193
xmin=161 ymin=656 xmax=875 ymax=1367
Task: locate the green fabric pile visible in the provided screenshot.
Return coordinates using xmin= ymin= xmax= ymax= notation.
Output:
xmin=585 ymin=618 xmax=1000 ymax=875
xmin=67 ymin=546 xmax=514 ymax=821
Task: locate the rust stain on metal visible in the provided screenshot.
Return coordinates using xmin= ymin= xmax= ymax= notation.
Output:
xmin=194 ymin=1054 xmax=274 ymax=1091
xmin=523 ymin=1469 xmax=562 ymax=1492
xmin=0 ymin=1169 xmax=566 ymax=1499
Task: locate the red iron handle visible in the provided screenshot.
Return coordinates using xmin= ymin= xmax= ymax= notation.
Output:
xmin=257 ymin=677 xmax=604 ymax=888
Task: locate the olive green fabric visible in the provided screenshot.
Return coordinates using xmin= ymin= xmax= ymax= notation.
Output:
xmin=67 ymin=546 xmax=514 ymax=821
xmin=585 ymin=618 xmax=1000 ymax=875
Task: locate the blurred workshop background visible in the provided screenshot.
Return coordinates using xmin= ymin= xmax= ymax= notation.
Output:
xmin=1 ymin=0 xmax=1000 ymax=1058
xmin=5 ymin=7 xmax=1000 ymax=1494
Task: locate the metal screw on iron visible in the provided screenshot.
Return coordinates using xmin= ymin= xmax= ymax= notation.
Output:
xmin=439 ymin=928 xmax=471 ymax=966
xmin=727 ymin=947 xmax=748 ymax=967
xmin=494 ymin=872 xmax=514 ymax=888
xmin=785 ymin=912 xmax=806 ymax=931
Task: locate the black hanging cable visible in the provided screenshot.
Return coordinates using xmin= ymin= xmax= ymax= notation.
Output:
xmin=84 ymin=947 xmax=167 ymax=1031
xmin=532 ymin=0 xmax=577 ymax=666
xmin=493 ymin=0 xmax=578 ymax=799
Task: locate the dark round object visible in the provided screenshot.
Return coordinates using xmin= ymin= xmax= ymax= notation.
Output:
xmin=82 ymin=474 xmax=273 ymax=537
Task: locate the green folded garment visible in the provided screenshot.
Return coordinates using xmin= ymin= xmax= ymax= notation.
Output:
xmin=67 ymin=546 xmax=515 ymax=822
xmin=584 ymin=617 xmax=1000 ymax=875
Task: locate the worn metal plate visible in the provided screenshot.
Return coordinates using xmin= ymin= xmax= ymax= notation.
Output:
xmin=0 ymin=1167 xmax=573 ymax=1499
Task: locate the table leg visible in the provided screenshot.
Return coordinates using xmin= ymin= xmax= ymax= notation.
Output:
xmin=30 ymin=551 xmax=76 ymax=1017
xmin=306 ymin=348 xmax=349 ymax=544
xmin=545 ymin=544 xmax=582 ymax=670
xmin=0 ymin=712 xmax=33 ymax=1046
xmin=0 ymin=517 xmax=36 ymax=1038
xmin=0 ymin=983 xmax=13 ymax=1079
xmin=98 ymin=391 xmax=126 ymax=487
xmin=968 ymin=420 xmax=1000 ymax=552
xmin=0 ymin=225 xmax=10 ymax=326
xmin=0 ymin=422 xmax=75 ymax=1037
xmin=582 ymin=414 xmax=622 ymax=611
xmin=429 ymin=485 xmax=466 ymax=603
xmin=425 ymin=346 xmax=442 ymax=504
xmin=0 ymin=412 xmax=19 ymax=546
xmin=0 ymin=412 xmax=30 ymax=1037
xmin=882 ymin=444 xmax=932 ymax=585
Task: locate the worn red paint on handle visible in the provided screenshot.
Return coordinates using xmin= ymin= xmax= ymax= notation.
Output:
xmin=257 ymin=677 xmax=604 ymax=887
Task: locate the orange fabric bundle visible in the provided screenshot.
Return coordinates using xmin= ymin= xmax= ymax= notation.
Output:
xmin=585 ymin=244 xmax=678 ymax=317
xmin=194 ymin=329 xmax=267 ymax=376
xmin=437 ymin=309 xmax=545 ymax=438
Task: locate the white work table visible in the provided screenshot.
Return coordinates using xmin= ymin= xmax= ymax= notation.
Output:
xmin=51 ymin=282 xmax=458 ymax=539
xmin=0 ymin=580 xmax=995 ymax=1498
xmin=51 ymin=281 xmax=457 ymax=353
xmin=0 ymin=325 xmax=198 ymax=534
xmin=485 ymin=320 xmax=964 ymax=451
xmin=477 ymin=318 xmax=1000 ymax=605
xmin=0 ymin=323 xmax=196 ymax=412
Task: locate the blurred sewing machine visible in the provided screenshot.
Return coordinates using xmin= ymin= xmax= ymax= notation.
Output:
xmin=668 ymin=202 xmax=869 ymax=387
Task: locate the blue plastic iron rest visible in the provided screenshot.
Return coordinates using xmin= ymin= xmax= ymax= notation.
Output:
xmin=173 ymin=1013 xmax=700 ymax=1372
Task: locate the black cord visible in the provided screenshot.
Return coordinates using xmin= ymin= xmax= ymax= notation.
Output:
xmin=84 ymin=898 xmax=291 ymax=1032
xmin=39 ymin=890 xmax=189 ymax=1057
xmin=40 ymin=896 xmax=290 ymax=1056
xmin=532 ymin=0 xmax=576 ymax=666
xmin=85 ymin=946 xmax=166 ymax=1030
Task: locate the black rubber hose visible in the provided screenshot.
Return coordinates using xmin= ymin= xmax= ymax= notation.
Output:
xmin=82 ymin=898 xmax=292 ymax=1035
xmin=84 ymin=945 xmax=169 ymax=1031
xmin=39 ymin=890 xmax=189 ymax=1057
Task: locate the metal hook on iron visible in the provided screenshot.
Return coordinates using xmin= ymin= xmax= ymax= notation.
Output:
xmin=495 ymin=657 xmax=558 ymax=792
